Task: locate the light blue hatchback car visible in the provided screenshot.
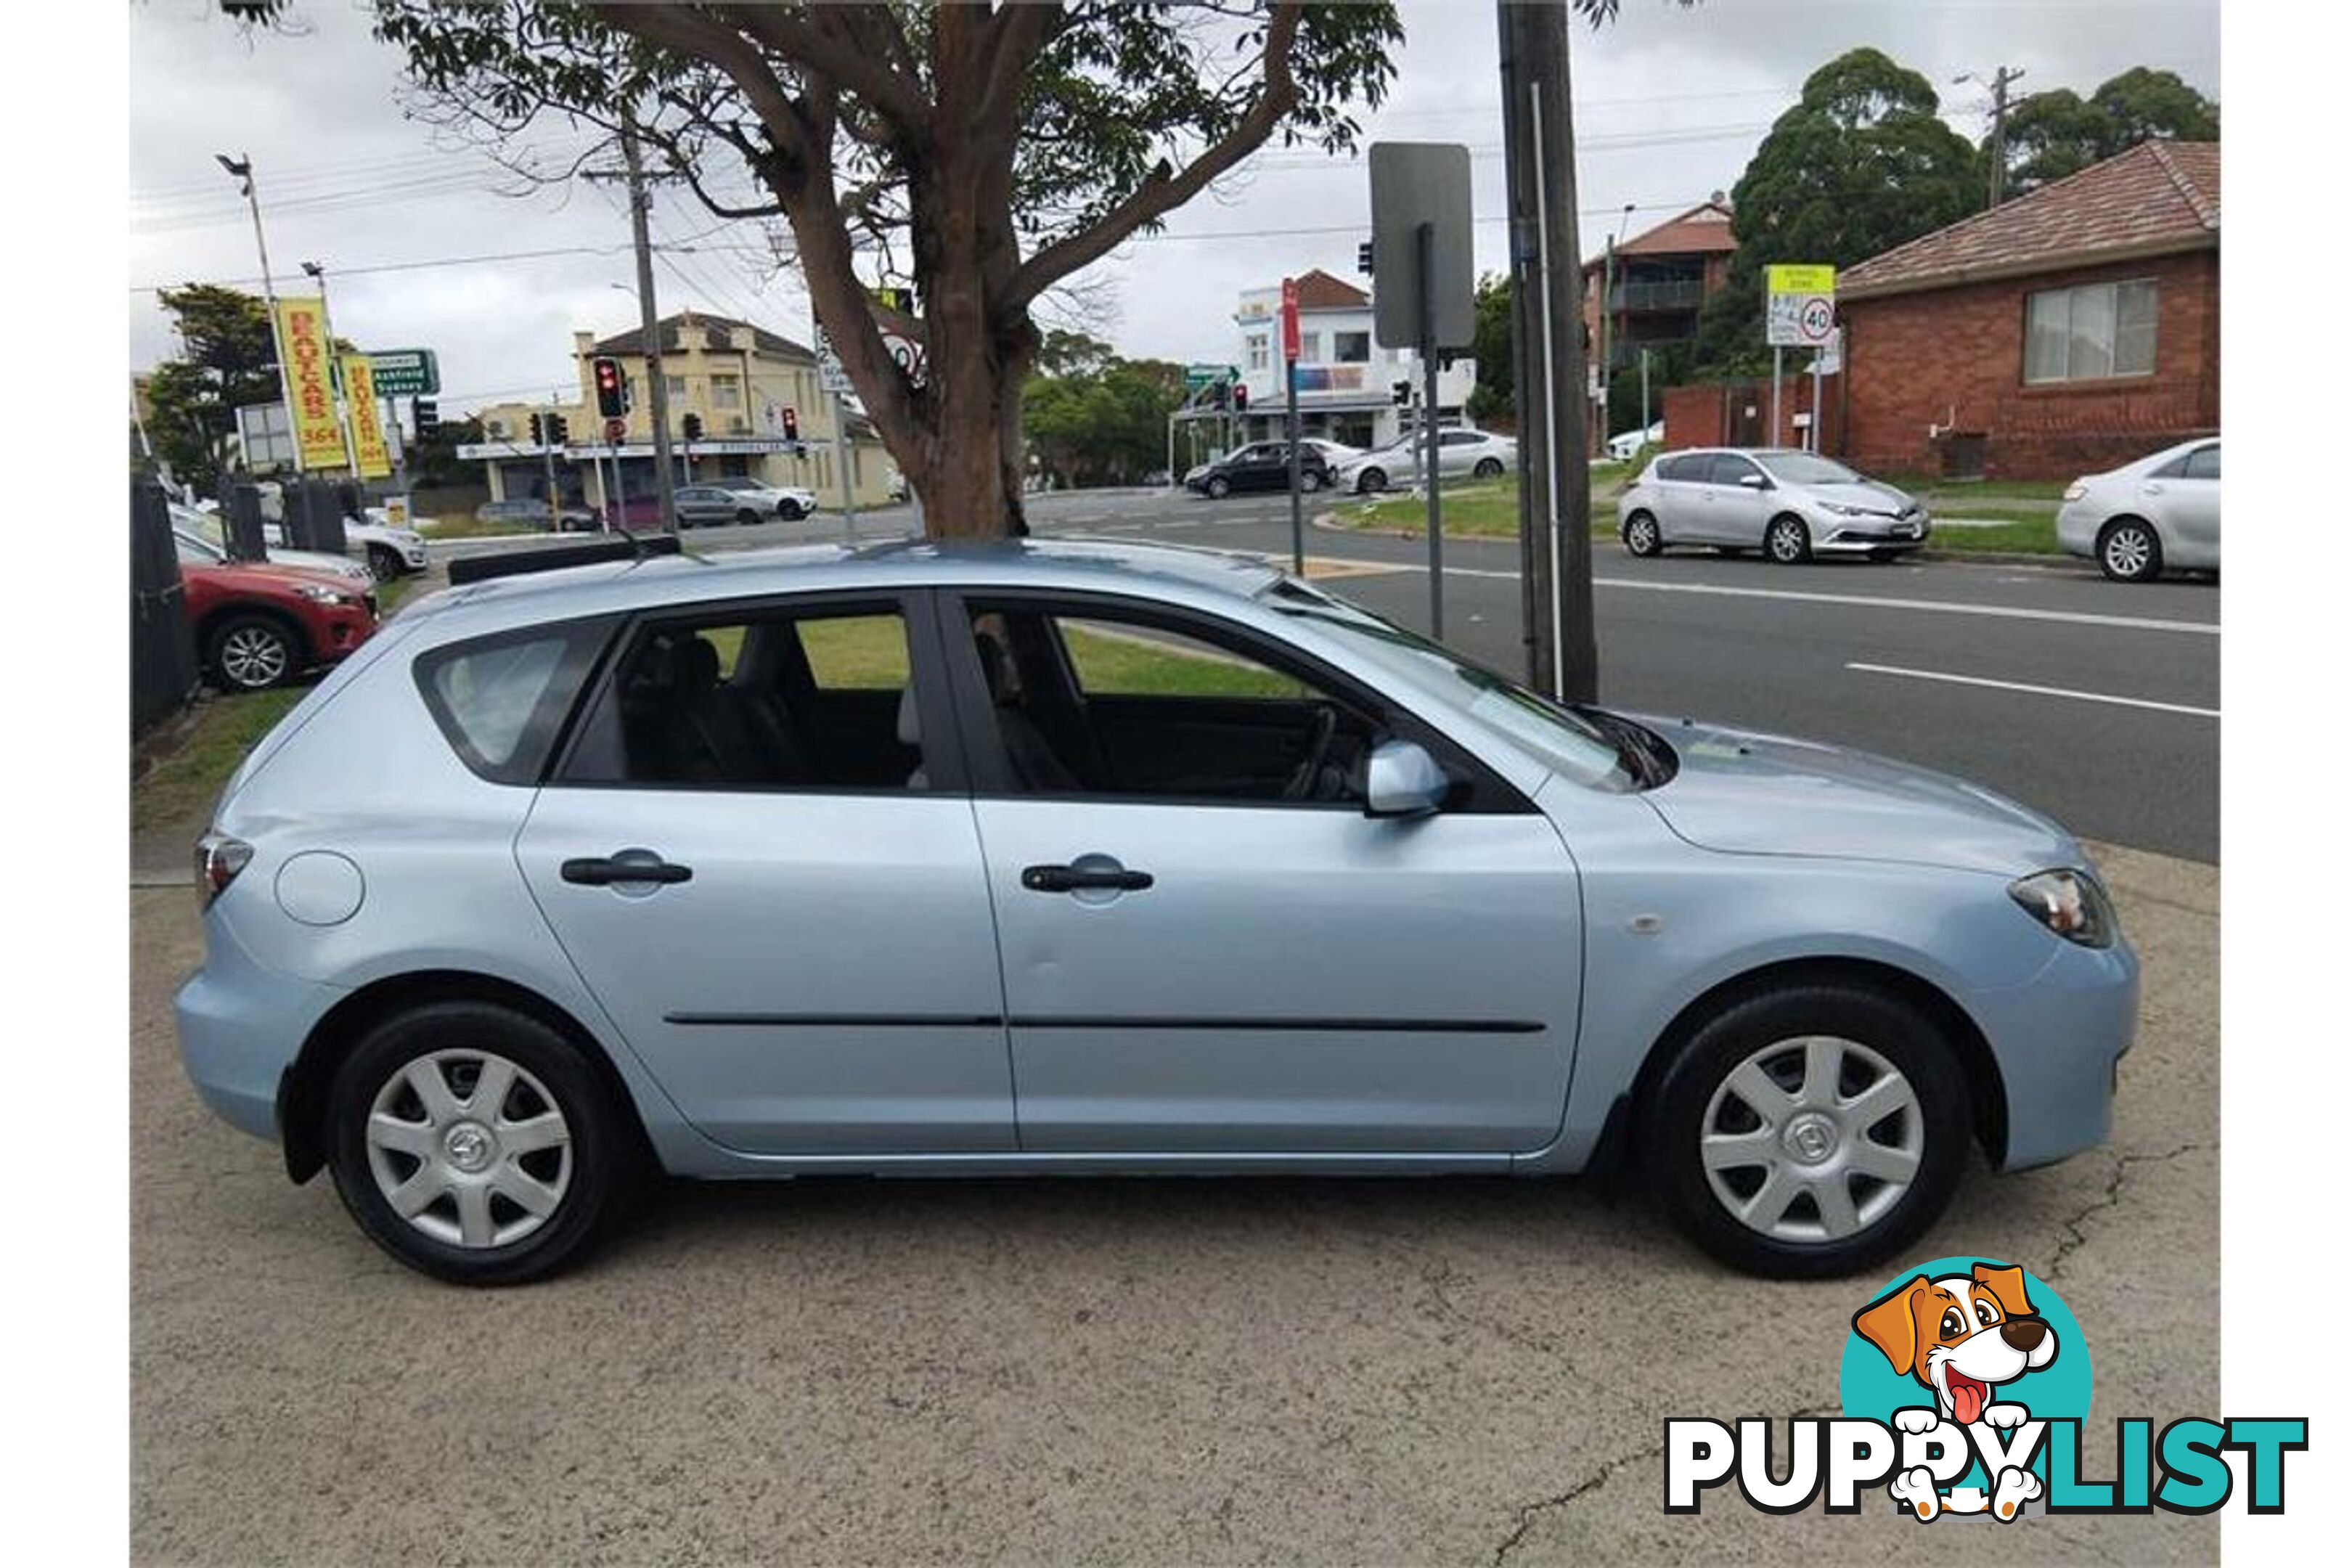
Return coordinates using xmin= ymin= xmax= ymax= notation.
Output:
xmin=177 ymin=538 xmax=2136 ymax=1284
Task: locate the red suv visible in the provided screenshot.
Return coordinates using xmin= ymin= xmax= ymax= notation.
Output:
xmin=174 ymin=536 xmax=379 ymax=691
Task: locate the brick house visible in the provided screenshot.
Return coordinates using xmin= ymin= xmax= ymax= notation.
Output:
xmin=1837 ymin=140 xmax=2218 ymax=479
xmin=1581 ymin=196 xmax=1738 ymax=375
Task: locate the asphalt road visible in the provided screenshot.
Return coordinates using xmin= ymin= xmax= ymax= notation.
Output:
xmin=131 ymin=841 xmax=2217 ymax=1564
xmin=438 ymin=486 xmax=2220 ymax=861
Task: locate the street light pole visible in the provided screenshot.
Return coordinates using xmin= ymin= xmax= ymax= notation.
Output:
xmin=301 ymin=261 xmax=359 ymax=475
xmin=218 ymin=152 xmax=303 ymax=475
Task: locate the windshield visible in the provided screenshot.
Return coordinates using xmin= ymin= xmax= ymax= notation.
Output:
xmin=1267 ymin=586 xmax=1646 ymax=791
xmin=1756 ymin=451 xmax=1863 ymax=486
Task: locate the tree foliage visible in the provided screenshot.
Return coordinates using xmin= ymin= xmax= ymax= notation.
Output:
xmin=1466 ymin=272 xmax=1514 ymax=424
xmin=144 ymin=285 xmax=283 ymax=490
xmin=1997 ymin=68 xmax=2218 ymax=195
xmin=1694 ymin=47 xmax=1982 ymax=377
xmin=366 ymin=1 xmax=1406 ymax=539
xmin=1022 ymin=332 xmax=1185 ymax=489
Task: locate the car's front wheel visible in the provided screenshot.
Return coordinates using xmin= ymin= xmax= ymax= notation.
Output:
xmin=1473 ymin=457 xmax=1504 ymax=479
xmin=1356 ymin=467 xmax=1387 ymax=494
xmin=326 ymin=1001 xmax=634 ymax=1286
xmin=1645 ymin=983 xmax=1969 ymax=1278
xmin=1765 ymin=514 xmax=1813 ymax=565
xmin=1623 ymin=510 xmax=1663 ymax=558
xmin=208 ymin=613 xmax=299 ymax=691
xmin=366 ymin=543 xmax=404 ymax=581
xmin=777 ymin=498 xmax=806 ymax=521
xmin=2097 ymin=517 xmax=2163 ymax=582
xmin=1206 ymin=475 xmax=1231 ymax=499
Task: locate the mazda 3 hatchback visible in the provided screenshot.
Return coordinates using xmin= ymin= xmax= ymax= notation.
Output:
xmin=177 ymin=539 xmax=2135 ymax=1285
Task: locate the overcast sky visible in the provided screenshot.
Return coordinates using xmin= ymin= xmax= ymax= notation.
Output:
xmin=128 ymin=0 xmax=2218 ymax=417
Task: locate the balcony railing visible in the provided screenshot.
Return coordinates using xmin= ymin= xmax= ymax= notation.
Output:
xmin=1606 ymin=278 xmax=1705 ymax=312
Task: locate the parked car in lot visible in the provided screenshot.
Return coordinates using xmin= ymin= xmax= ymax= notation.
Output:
xmin=177 ymin=539 xmax=2133 ymax=1284
xmin=478 ymin=497 xmax=600 ymax=533
xmin=700 ymin=475 xmax=819 ymax=522
xmin=2054 ymin=437 xmax=2219 ymax=582
xmin=1617 ymin=449 xmax=1930 ymax=563
xmin=1334 ymin=428 xmax=1516 ymax=494
xmin=674 ymin=480 xmax=816 ymax=526
xmin=172 ymin=504 xmax=376 ymax=589
xmin=1183 ymin=441 xmax=1334 ymax=498
xmin=351 ymin=508 xmax=433 ymax=580
xmin=173 ymin=533 xmax=377 ymax=691
xmin=1607 ymin=421 xmax=1666 ymax=462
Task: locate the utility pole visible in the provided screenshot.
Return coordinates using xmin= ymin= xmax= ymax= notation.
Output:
xmin=1497 ymin=0 xmax=1595 ymax=702
xmin=620 ymin=120 xmax=680 ymax=534
xmin=1960 ymin=65 xmax=2028 ymax=208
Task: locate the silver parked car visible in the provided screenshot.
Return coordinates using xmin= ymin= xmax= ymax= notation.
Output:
xmin=1617 ymin=449 xmax=1930 ymax=563
xmin=178 ymin=540 xmax=2134 ymax=1285
xmin=2055 ymin=438 xmax=2219 ymax=582
xmin=1335 ymin=428 xmax=1516 ymax=494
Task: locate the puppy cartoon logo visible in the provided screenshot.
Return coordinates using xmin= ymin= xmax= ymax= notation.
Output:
xmin=1852 ymin=1262 xmax=2059 ymax=1519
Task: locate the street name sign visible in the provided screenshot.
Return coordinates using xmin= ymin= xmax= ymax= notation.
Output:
xmin=364 ymin=348 xmax=440 ymax=397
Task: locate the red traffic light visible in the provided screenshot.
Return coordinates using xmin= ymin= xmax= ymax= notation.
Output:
xmin=592 ymin=356 xmax=626 ymax=418
xmin=781 ymin=406 xmax=799 ymax=441
xmin=1233 ymin=383 xmax=1249 ymax=412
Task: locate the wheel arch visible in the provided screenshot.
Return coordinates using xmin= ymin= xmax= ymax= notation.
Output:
xmin=1614 ymin=955 xmax=2007 ymax=1173
xmin=277 ymin=968 xmax=658 ymax=1185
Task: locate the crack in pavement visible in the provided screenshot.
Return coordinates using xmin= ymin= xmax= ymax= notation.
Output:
xmin=2043 ymin=1141 xmax=2213 ymax=1284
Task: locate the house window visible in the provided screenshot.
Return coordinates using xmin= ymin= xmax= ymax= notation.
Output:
xmin=666 ymin=375 xmax=690 ymax=399
xmin=1300 ymin=330 xmax=1322 ymax=363
xmin=1246 ymin=333 xmax=1269 ymax=371
xmin=711 ymin=373 xmax=743 ymax=409
xmin=1334 ymin=330 xmax=1371 ymax=363
xmin=2025 ymin=279 xmax=2157 ymax=383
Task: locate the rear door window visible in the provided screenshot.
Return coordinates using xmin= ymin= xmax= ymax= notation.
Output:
xmin=2181 ymin=444 xmax=2219 ymax=481
xmin=1657 ymin=454 xmax=1708 ymax=483
xmin=1707 ymin=454 xmax=1763 ymax=487
xmin=415 ymin=619 xmax=614 ymax=785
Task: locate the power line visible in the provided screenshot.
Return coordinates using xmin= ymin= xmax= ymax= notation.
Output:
xmin=126 ymin=242 xmax=683 ymax=294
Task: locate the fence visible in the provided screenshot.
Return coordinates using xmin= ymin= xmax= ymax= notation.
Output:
xmin=130 ymin=481 xmax=200 ymax=736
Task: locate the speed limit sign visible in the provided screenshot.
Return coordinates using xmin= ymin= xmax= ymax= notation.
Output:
xmin=1798 ymin=296 xmax=1834 ymax=344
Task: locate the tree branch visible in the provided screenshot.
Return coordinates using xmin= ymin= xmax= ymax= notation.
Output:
xmin=1008 ymin=3 xmax=1302 ymax=305
xmin=716 ymin=1 xmax=928 ymax=129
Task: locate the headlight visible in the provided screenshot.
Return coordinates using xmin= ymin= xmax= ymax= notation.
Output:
xmin=291 ymin=582 xmax=351 ymax=605
xmin=2062 ymin=481 xmax=2088 ymax=502
xmin=2007 ymin=868 xmax=2116 ymax=948
xmin=1821 ymin=501 xmax=1866 ymax=516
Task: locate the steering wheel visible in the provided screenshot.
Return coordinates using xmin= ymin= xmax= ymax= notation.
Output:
xmin=1282 ymin=705 xmax=1339 ymax=801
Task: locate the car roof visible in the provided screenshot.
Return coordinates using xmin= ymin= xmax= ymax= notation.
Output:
xmin=404 ymin=536 xmax=1289 ymax=642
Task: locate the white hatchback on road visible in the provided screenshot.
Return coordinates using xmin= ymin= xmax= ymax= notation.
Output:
xmin=1335 ymin=428 xmax=1516 ymax=494
xmin=2054 ymin=438 xmax=2220 ymax=582
xmin=1617 ymin=449 xmax=1930 ymax=564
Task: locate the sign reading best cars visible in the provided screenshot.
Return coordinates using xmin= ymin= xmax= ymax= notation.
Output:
xmin=276 ymin=296 xmax=348 ymax=469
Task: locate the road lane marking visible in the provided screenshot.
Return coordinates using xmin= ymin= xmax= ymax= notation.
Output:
xmin=1846 ymin=662 xmax=2218 ymax=717
xmin=1593 ymin=577 xmax=2216 ymax=635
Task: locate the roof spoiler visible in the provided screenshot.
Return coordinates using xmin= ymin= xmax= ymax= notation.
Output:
xmin=446 ymin=531 xmax=682 ymax=587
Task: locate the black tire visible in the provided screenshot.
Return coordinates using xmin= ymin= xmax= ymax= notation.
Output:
xmin=1643 ymin=983 xmax=1970 ymax=1278
xmin=1206 ymin=475 xmax=1231 ymax=499
xmin=366 ymin=543 xmax=404 ymax=581
xmin=1357 ymin=467 xmax=1387 ymax=494
xmin=1765 ymin=513 xmax=1813 ymax=565
xmin=1473 ymin=457 xmax=1504 ymax=479
xmin=1623 ymin=509 xmax=1664 ymax=558
xmin=2096 ymin=516 xmax=2163 ymax=583
xmin=1299 ymin=469 xmax=1322 ymax=494
xmin=777 ymin=499 xmax=807 ymax=522
xmin=326 ymin=1001 xmax=634 ymax=1286
xmin=735 ymin=508 xmax=761 ymax=528
xmin=207 ymin=612 xmax=301 ymax=692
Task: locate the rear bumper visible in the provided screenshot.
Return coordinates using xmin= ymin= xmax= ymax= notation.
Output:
xmin=174 ymin=907 xmax=344 ymax=1145
xmin=1973 ymin=934 xmax=2140 ymax=1169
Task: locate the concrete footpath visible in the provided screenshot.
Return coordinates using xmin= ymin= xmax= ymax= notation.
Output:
xmin=130 ymin=841 xmax=2214 ymax=1565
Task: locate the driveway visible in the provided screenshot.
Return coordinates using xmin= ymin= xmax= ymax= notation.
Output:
xmin=132 ymin=841 xmax=2214 ymax=1564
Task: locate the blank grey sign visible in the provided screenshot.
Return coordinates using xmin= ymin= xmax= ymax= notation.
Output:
xmin=1370 ymin=142 xmax=1475 ymax=351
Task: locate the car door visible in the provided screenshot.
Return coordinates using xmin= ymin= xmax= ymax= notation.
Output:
xmin=674 ymin=486 xmax=722 ymax=526
xmin=1649 ymin=453 xmax=1710 ymax=542
xmin=514 ymin=591 xmax=1016 ymax=1156
xmin=940 ymin=589 xmax=1584 ymax=1156
xmin=1705 ymin=452 xmax=1773 ymax=545
xmin=2154 ymin=443 xmax=2221 ymax=566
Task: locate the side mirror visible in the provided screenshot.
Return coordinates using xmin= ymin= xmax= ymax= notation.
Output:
xmin=1364 ymin=738 xmax=1450 ymax=819
xmin=1738 ymin=473 xmax=1769 ymax=489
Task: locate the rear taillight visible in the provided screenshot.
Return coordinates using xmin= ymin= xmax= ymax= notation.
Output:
xmin=195 ymin=833 xmax=253 ymax=909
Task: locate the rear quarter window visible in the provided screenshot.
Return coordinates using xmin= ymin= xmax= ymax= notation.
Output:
xmin=415 ymin=618 xmax=613 ymax=784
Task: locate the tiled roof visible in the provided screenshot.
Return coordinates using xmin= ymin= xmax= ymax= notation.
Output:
xmin=1583 ymin=200 xmax=1736 ymax=273
xmin=1293 ymin=268 xmax=1370 ymax=311
xmin=1841 ymin=141 xmax=2218 ymax=300
xmin=592 ymin=311 xmax=815 ymax=362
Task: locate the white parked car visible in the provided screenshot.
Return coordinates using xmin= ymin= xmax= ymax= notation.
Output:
xmin=353 ymin=508 xmax=432 ymax=580
xmin=1615 ymin=449 xmax=1930 ymax=564
xmin=171 ymin=504 xmax=375 ymax=587
xmin=2054 ymin=438 xmax=2219 ymax=582
xmin=703 ymin=475 xmax=819 ymax=521
xmin=1607 ymin=422 xmax=1665 ymax=462
xmin=1335 ymin=428 xmax=1516 ymax=494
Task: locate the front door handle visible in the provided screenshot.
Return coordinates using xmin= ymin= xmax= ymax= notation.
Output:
xmin=1022 ymin=862 xmax=1153 ymax=894
xmin=562 ymin=852 xmax=693 ymax=886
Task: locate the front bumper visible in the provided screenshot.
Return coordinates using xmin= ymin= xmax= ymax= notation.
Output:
xmin=2054 ymin=501 xmax=2099 ymax=558
xmin=1813 ymin=513 xmax=1931 ymax=553
xmin=1972 ymin=932 xmax=2140 ymax=1169
xmin=311 ymin=600 xmax=377 ymax=663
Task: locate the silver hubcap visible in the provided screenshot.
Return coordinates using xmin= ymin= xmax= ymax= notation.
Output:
xmin=2104 ymin=528 xmax=2152 ymax=576
xmin=1630 ymin=518 xmax=1657 ymax=552
xmin=1770 ymin=521 xmax=1805 ymax=561
xmin=1699 ymin=1035 xmax=1923 ymax=1244
xmin=220 ymin=626 xmax=287 ymax=687
xmin=366 ymin=1049 xmax=573 ymax=1249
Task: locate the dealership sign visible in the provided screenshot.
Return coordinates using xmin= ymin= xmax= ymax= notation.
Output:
xmin=342 ymin=355 xmax=394 ymax=479
xmin=275 ymin=296 xmax=347 ymax=469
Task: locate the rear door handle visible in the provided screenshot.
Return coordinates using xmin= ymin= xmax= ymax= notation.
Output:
xmin=1021 ymin=862 xmax=1153 ymax=894
xmin=561 ymin=853 xmax=693 ymax=886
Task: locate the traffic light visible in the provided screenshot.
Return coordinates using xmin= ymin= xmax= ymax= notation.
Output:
xmin=874 ymin=285 xmax=917 ymax=315
xmin=545 ymin=413 xmax=568 ymax=446
xmin=1392 ymin=380 xmax=1411 ymax=407
xmin=413 ymin=399 xmax=439 ymax=439
xmin=781 ymin=406 xmax=799 ymax=441
xmin=1232 ymin=383 xmax=1249 ymax=413
xmin=528 ymin=412 xmax=544 ymax=445
xmin=682 ymin=412 xmax=704 ymax=443
xmin=1357 ymin=240 xmax=1374 ymax=274
xmin=592 ymin=356 xmax=626 ymax=417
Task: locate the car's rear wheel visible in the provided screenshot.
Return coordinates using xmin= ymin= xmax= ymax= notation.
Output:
xmin=777 ymin=498 xmax=807 ymax=521
xmin=1766 ymin=514 xmax=1813 ymax=565
xmin=1623 ymin=510 xmax=1663 ymax=558
xmin=734 ymin=508 xmax=761 ymax=527
xmin=2097 ymin=517 xmax=2162 ymax=582
xmin=1357 ymin=467 xmax=1387 ymax=494
xmin=327 ymin=1002 xmax=632 ymax=1286
xmin=1645 ymin=983 xmax=1969 ymax=1278
xmin=1206 ymin=475 xmax=1231 ymax=499
xmin=208 ymin=613 xmax=299 ymax=692
xmin=1473 ymin=457 xmax=1504 ymax=479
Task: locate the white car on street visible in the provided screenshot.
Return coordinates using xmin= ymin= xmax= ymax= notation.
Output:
xmin=1334 ymin=428 xmax=1516 ymax=494
xmin=1607 ymin=422 xmax=1665 ymax=462
xmin=703 ymin=475 xmax=819 ymax=521
xmin=2054 ymin=437 xmax=2220 ymax=582
xmin=354 ymin=508 xmax=432 ymax=579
